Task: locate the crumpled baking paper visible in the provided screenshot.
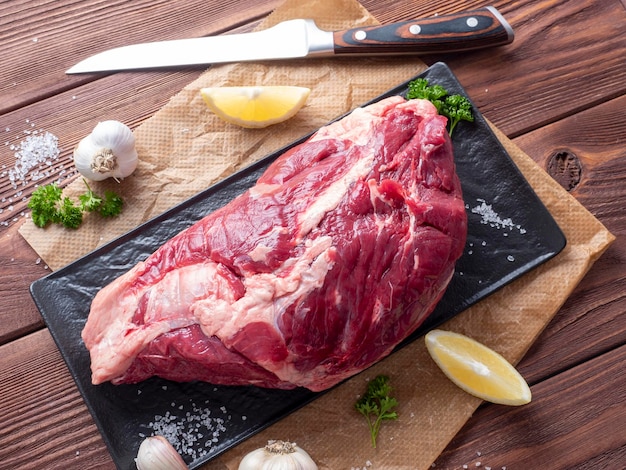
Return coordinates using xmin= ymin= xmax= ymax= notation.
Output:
xmin=19 ymin=0 xmax=614 ymax=469
xmin=19 ymin=0 xmax=425 ymax=270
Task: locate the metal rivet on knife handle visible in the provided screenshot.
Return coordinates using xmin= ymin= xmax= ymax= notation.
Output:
xmin=332 ymin=6 xmax=514 ymax=55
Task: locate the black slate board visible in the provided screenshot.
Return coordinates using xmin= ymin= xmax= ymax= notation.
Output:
xmin=30 ymin=62 xmax=566 ymax=470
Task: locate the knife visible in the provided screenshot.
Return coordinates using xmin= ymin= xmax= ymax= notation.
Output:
xmin=66 ymin=6 xmax=514 ymax=74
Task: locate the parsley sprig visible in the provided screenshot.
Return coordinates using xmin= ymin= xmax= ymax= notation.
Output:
xmin=28 ymin=178 xmax=123 ymax=229
xmin=406 ymin=77 xmax=474 ymax=136
xmin=355 ymin=375 xmax=399 ymax=448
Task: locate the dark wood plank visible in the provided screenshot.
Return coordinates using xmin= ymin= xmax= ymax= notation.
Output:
xmin=433 ymin=342 xmax=626 ymax=469
xmin=4 ymin=0 xmax=625 ymax=132
xmin=3 ymin=0 xmax=624 ymax=227
xmin=0 ymin=328 xmax=114 ymax=469
xmin=1 ymin=0 xmax=624 ymax=369
xmin=2 ymin=329 xmax=624 ymax=469
xmin=512 ymin=94 xmax=626 ymax=383
xmin=0 ymin=69 xmax=205 ymax=229
xmin=362 ymin=0 xmax=486 ymax=22
xmin=0 ymin=223 xmax=47 ymax=344
xmin=0 ymin=0 xmax=281 ymax=115
xmin=364 ymin=0 xmax=626 ymax=137
xmin=0 ymin=67 xmax=214 ymax=343
xmin=0 ymin=1 xmax=624 ymax=469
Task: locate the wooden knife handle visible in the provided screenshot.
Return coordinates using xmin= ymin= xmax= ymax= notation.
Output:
xmin=332 ymin=7 xmax=514 ymax=55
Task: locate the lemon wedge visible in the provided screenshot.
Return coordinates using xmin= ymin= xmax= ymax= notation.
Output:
xmin=200 ymin=86 xmax=311 ymax=128
xmin=425 ymin=329 xmax=532 ymax=406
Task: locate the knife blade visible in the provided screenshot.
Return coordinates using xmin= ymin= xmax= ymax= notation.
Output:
xmin=66 ymin=6 xmax=513 ymax=74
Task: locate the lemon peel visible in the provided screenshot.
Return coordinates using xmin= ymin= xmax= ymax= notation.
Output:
xmin=425 ymin=329 xmax=532 ymax=406
xmin=200 ymin=86 xmax=311 ymax=128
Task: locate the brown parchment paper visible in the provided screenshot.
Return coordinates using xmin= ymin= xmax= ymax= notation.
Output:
xmin=19 ymin=0 xmax=614 ymax=469
xmin=19 ymin=0 xmax=425 ymax=268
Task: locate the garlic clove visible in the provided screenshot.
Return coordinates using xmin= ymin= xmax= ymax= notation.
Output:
xmin=111 ymin=146 xmax=138 ymax=180
xmin=91 ymin=120 xmax=136 ymax=154
xmin=73 ymin=134 xmax=110 ymax=181
xmin=73 ymin=120 xmax=138 ymax=181
xmin=135 ymin=435 xmax=188 ymax=470
xmin=238 ymin=440 xmax=318 ymax=470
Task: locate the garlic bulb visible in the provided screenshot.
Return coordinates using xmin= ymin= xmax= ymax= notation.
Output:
xmin=135 ymin=436 xmax=188 ymax=470
xmin=238 ymin=440 xmax=318 ymax=470
xmin=73 ymin=120 xmax=138 ymax=181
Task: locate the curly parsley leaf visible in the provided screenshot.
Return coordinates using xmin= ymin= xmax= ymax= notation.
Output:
xmin=441 ymin=94 xmax=474 ymax=136
xmin=406 ymin=77 xmax=474 ymax=137
xmin=57 ymin=197 xmax=83 ymax=229
xmin=355 ymin=375 xmax=399 ymax=448
xmin=28 ymin=179 xmax=124 ymax=229
xmin=28 ymin=183 xmax=63 ymax=227
xmin=98 ymin=190 xmax=123 ymax=217
xmin=407 ymin=78 xmax=448 ymax=108
xmin=78 ymin=180 xmax=103 ymax=212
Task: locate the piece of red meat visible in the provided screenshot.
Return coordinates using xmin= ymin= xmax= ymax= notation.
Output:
xmin=82 ymin=96 xmax=467 ymax=392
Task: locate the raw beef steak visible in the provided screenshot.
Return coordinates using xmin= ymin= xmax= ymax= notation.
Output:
xmin=82 ymin=96 xmax=467 ymax=392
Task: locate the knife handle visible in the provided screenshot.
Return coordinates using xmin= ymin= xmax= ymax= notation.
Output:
xmin=332 ymin=7 xmax=514 ymax=55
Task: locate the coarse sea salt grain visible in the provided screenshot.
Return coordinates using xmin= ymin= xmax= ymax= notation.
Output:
xmin=7 ymin=130 xmax=61 ymax=189
xmin=470 ymin=198 xmax=527 ymax=235
xmin=141 ymin=399 xmax=232 ymax=462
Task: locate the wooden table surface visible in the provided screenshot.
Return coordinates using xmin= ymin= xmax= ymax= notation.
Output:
xmin=1 ymin=0 xmax=624 ymax=468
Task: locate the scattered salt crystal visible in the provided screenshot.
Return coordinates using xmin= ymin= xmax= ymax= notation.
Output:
xmin=7 ymin=130 xmax=61 ymax=189
xmin=477 ymin=451 xmax=482 ymax=456
xmin=471 ymin=198 xmax=527 ymax=235
xmin=141 ymin=399 xmax=230 ymax=462
xmin=507 ymin=255 xmax=515 ymax=262
xmin=475 ymin=463 xmax=481 ymax=467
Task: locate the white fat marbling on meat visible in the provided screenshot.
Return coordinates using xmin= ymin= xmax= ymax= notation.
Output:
xmin=247 ymin=226 xmax=290 ymax=263
xmin=297 ymin=153 xmax=375 ymax=238
xmin=194 ymin=236 xmax=335 ymax=345
xmin=248 ymin=182 xmax=281 ymax=199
